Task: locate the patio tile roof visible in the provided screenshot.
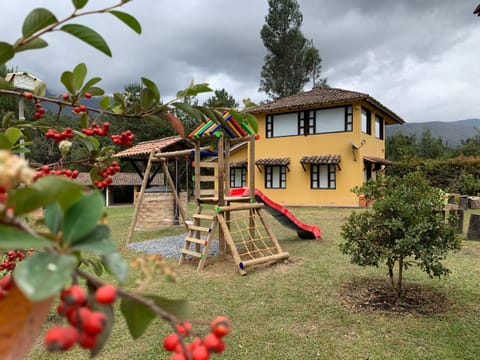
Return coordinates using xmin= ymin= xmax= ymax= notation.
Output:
xmin=247 ymin=87 xmax=405 ymax=124
xmin=114 ymin=136 xmax=194 ymax=159
xmin=363 ymin=155 xmax=392 ymax=165
xmin=300 ymin=154 xmax=341 ymax=164
xmin=255 ymin=158 xmax=290 ymax=166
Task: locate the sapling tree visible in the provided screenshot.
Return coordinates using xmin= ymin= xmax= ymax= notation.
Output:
xmin=340 ymin=172 xmax=461 ymax=297
xmin=0 ymin=1 xmax=249 ymax=358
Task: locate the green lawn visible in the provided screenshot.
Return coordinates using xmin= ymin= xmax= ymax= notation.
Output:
xmin=27 ymin=205 xmax=480 ymax=359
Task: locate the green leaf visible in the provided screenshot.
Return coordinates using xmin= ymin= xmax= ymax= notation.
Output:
xmin=141 ymin=77 xmax=160 ymax=103
xmin=60 ymin=70 xmax=76 ymax=94
xmin=81 ymin=76 xmax=102 ymax=91
xmin=0 ymin=134 xmax=12 ymax=149
xmin=79 ymin=112 xmax=89 ymax=130
xmin=109 ymin=11 xmax=142 ymax=34
xmin=62 ymin=192 xmax=105 ymax=246
xmin=171 ymin=102 xmax=203 ymax=122
xmin=35 ymin=82 xmax=47 ymax=97
xmin=60 ymin=24 xmax=112 ymax=57
xmin=0 ymin=77 xmax=10 ymax=90
xmin=15 ymin=37 xmax=48 ymax=53
xmin=0 ymin=42 xmax=14 ymax=65
xmin=120 ymin=298 xmax=156 ymax=339
xmin=99 ymin=96 xmax=111 ymax=110
xmin=77 ymin=135 xmax=100 ymax=154
xmin=90 ymin=303 xmax=114 ymax=357
xmin=31 ymin=176 xmax=84 ymax=210
xmin=102 ymin=252 xmax=128 ymax=283
xmin=44 ymin=202 xmax=63 ymax=235
xmin=73 ymin=63 xmax=87 ymax=90
xmin=147 ymin=295 xmax=191 ymax=319
xmin=84 ymin=86 xmax=104 ymax=96
xmin=191 ymin=83 xmax=213 ymax=95
xmin=139 ymin=88 xmax=154 ymax=109
xmin=0 ymin=225 xmax=53 ymax=250
xmin=71 ymin=225 xmax=117 ymax=255
xmin=72 ymin=0 xmax=89 ymax=10
xmin=22 ymin=8 xmax=58 ymax=38
xmin=5 ymin=127 xmax=22 ymax=145
xmin=14 ymin=252 xmax=78 ymax=301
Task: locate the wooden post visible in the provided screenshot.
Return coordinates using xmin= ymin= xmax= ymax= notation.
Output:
xmin=126 ymin=149 xmax=154 ymax=246
xmin=467 ymin=213 xmax=480 ymax=240
xmin=161 ymin=160 xmax=189 ymax=231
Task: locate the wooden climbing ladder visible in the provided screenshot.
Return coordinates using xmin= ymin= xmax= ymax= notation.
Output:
xmin=178 ymin=209 xmax=218 ymax=271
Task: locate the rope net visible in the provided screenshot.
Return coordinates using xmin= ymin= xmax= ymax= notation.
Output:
xmin=223 ymin=209 xmax=278 ymax=260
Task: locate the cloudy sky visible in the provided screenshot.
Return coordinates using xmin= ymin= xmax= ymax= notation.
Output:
xmin=1 ymin=0 xmax=479 ymax=123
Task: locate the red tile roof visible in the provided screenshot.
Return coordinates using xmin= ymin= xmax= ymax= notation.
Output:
xmin=114 ymin=136 xmax=194 ymax=159
xmin=248 ymin=87 xmax=405 ymax=124
xmin=74 ymin=172 xmax=163 ymax=186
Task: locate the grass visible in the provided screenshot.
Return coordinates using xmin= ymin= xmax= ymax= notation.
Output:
xmin=26 ymin=205 xmax=480 ymax=359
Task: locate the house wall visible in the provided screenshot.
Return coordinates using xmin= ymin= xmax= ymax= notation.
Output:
xmin=230 ymin=100 xmax=391 ymax=207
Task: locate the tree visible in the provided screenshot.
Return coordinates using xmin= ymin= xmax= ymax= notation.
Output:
xmin=416 ymin=128 xmax=447 ymax=159
xmin=259 ymin=0 xmax=324 ymax=98
xmin=203 ymin=88 xmax=238 ymax=108
xmin=340 ymin=172 xmax=460 ymax=297
xmin=385 ymin=132 xmax=417 ymax=161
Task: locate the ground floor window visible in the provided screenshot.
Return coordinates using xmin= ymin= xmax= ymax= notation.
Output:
xmin=265 ymin=165 xmax=286 ymax=189
xmin=311 ymin=164 xmax=336 ymax=189
xmin=230 ymin=167 xmax=246 ymax=188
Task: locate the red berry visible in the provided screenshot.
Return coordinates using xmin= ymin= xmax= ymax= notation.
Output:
xmin=24 ymin=92 xmax=33 ymax=100
xmin=0 ymin=274 xmax=13 ymax=290
xmin=79 ymin=105 xmax=87 ymax=112
xmin=82 ymin=311 xmax=106 ymax=336
xmin=84 ymin=92 xmax=92 ymax=99
xmin=44 ymin=326 xmax=79 ymax=352
xmin=78 ymin=332 xmax=97 ymax=349
xmin=74 ymin=106 xmax=81 ymax=113
xmin=169 ymin=354 xmax=187 ymax=360
xmin=176 ymin=322 xmax=192 ymax=336
xmin=95 ymin=284 xmax=117 ymax=305
xmin=62 ymin=285 xmax=86 ymax=306
xmin=203 ymin=333 xmax=224 ymax=353
xmin=163 ymin=333 xmax=180 ymax=352
xmin=192 ymin=345 xmax=210 ymax=360
xmin=210 ymin=316 xmax=231 ymax=338
xmin=38 ymin=107 xmax=45 ymax=114
xmin=62 ymin=93 xmax=70 ymax=100
xmin=34 ymin=112 xmax=42 ymax=119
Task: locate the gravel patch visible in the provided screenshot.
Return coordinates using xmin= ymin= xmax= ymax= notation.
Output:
xmin=127 ymin=234 xmax=220 ymax=259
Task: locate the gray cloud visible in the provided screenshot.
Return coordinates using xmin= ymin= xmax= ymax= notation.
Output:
xmin=1 ymin=0 xmax=479 ymax=123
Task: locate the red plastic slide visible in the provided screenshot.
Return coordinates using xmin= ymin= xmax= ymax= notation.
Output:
xmin=229 ymin=188 xmax=321 ymax=239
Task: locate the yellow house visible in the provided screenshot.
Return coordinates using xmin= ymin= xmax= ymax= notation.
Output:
xmin=229 ymin=87 xmax=405 ymax=207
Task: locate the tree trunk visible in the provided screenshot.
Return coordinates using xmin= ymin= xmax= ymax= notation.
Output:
xmin=387 ymin=258 xmax=395 ymax=289
xmin=397 ymin=256 xmax=404 ymax=298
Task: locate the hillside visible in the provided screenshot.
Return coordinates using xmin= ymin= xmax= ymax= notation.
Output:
xmin=386 ymin=118 xmax=480 ymax=147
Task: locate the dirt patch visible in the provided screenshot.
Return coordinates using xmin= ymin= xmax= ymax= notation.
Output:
xmin=340 ymin=277 xmax=451 ymax=316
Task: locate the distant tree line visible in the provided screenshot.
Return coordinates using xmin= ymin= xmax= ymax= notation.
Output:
xmin=386 ymin=128 xmax=480 ymax=161
xmin=386 ymin=129 xmax=480 ymax=195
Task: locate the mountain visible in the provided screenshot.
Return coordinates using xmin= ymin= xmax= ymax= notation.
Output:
xmin=386 ymin=118 xmax=480 ymax=147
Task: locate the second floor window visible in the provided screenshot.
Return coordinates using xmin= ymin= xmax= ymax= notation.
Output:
xmin=375 ymin=115 xmax=384 ymax=139
xmin=266 ymin=106 xmax=353 ymax=138
xmin=361 ymin=108 xmax=371 ymax=135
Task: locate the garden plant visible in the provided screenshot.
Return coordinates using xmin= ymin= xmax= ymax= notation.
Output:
xmin=341 ymin=172 xmax=461 ymax=297
xmin=0 ymin=1 xmax=258 ymax=359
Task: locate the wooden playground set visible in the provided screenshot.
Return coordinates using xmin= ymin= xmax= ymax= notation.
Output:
xmin=127 ymin=112 xmax=321 ymax=275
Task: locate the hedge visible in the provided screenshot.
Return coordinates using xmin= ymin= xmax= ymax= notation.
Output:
xmin=385 ymin=157 xmax=480 ymax=196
